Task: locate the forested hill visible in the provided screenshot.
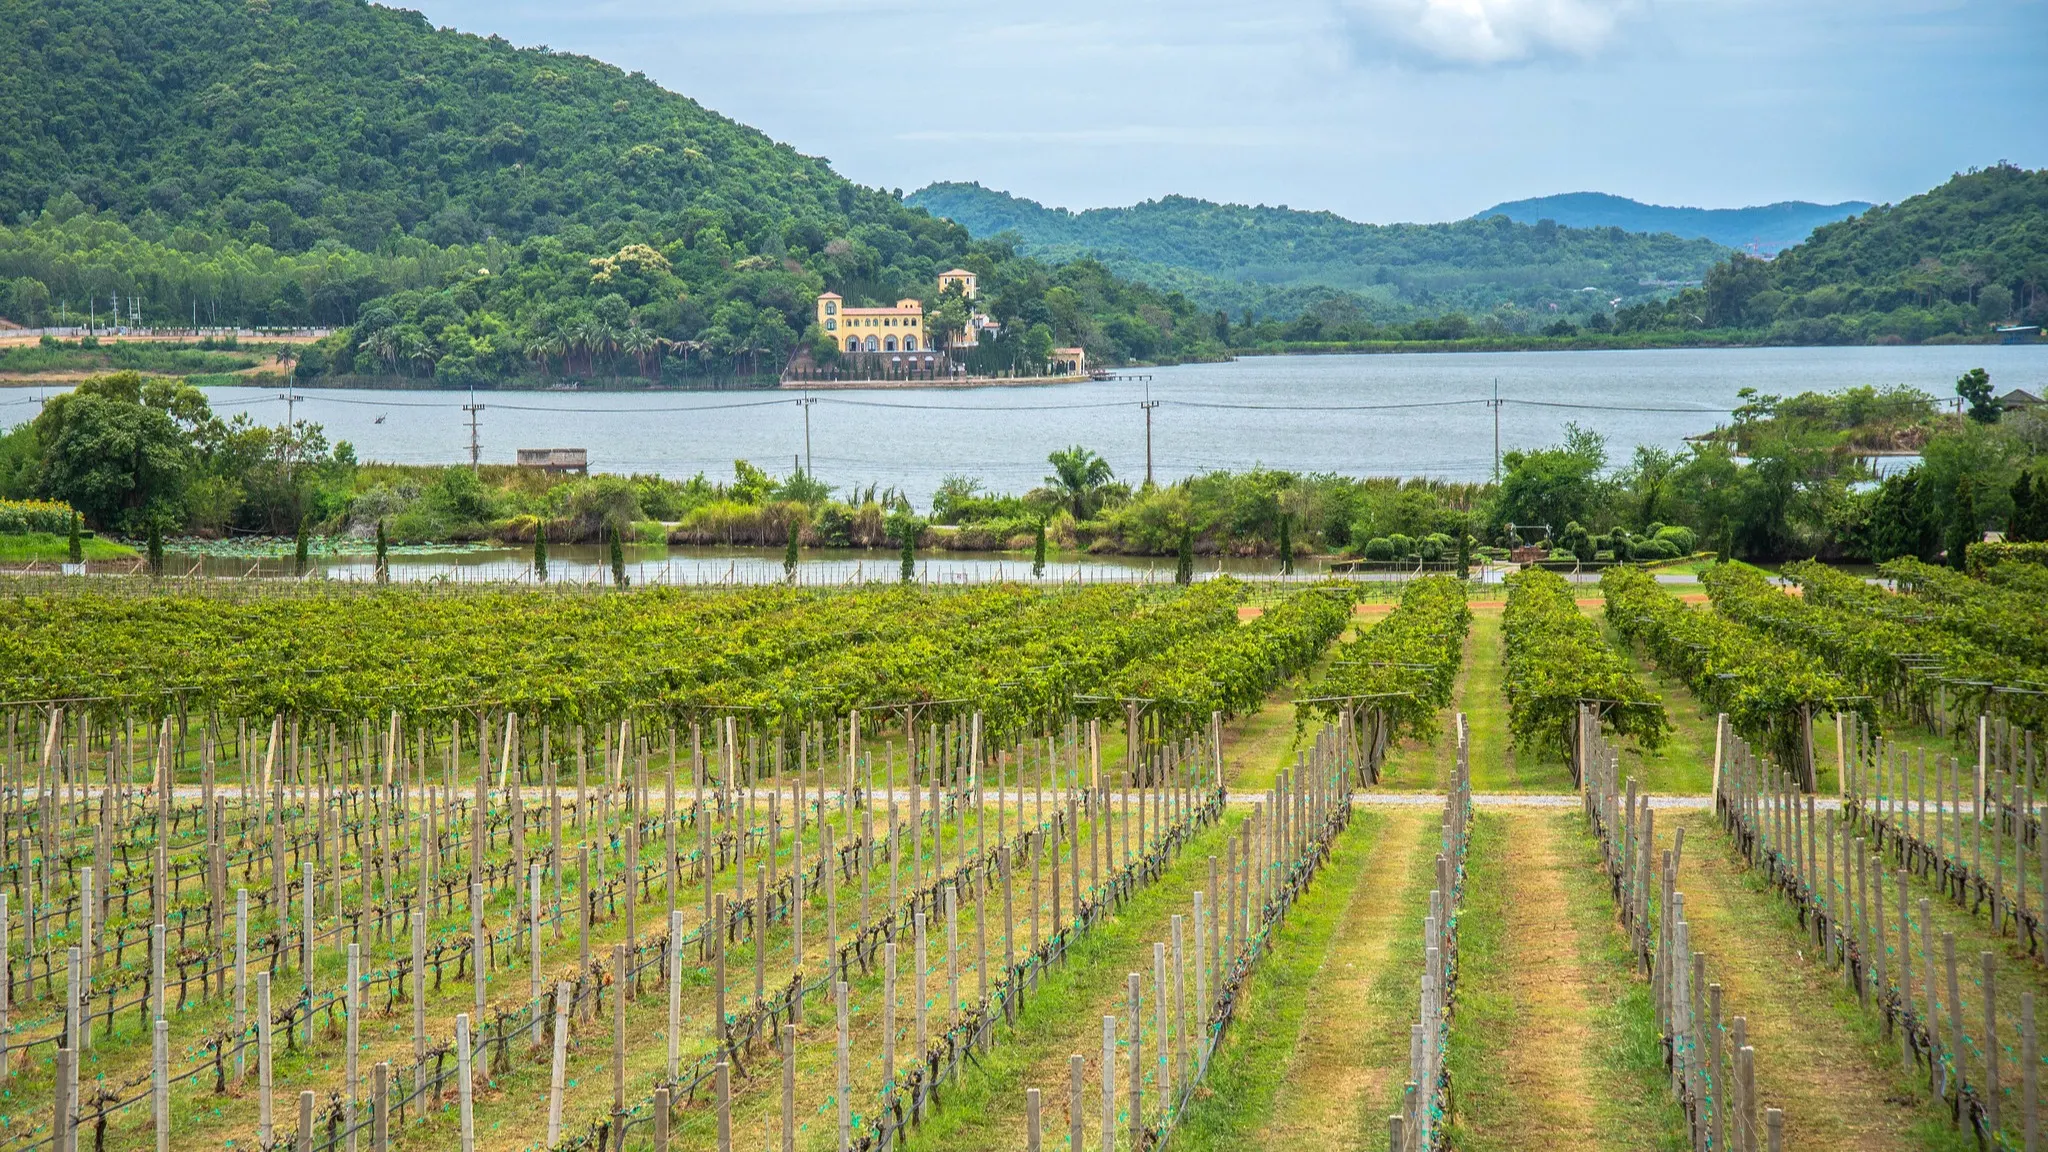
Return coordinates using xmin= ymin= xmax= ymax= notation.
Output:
xmin=0 ymin=0 xmax=1226 ymax=377
xmin=1615 ymin=163 xmax=2048 ymax=343
xmin=0 ymin=0 xmax=854 ymax=248
xmin=1471 ymin=192 xmax=1871 ymax=255
xmin=906 ymin=182 xmax=1728 ymax=319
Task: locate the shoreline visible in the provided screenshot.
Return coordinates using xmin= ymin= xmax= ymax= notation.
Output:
xmin=777 ymin=372 xmax=1093 ymax=390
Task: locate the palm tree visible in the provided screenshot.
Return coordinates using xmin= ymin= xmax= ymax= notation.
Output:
xmin=363 ymin=328 xmax=400 ymax=376
xmin=619 ymin=324 xmax=659 ymax=381
xmin=525 ymin=334 xmax=562 ymax=379
xmin=274 ymin=345 xmax=300 ymax=379
xmin=1045 ymin=446 xmax=1114 ymax=521
xmin=559 ymin=319 xmax=593 ymax=377
xmin=401 ymin=333 xmax=435 ymax=379
xmin=591 ymin=322 xmax=621 ymax=381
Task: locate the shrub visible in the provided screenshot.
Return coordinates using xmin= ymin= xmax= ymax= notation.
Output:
xmin=1965 ymin=540 xmax=2048 ymax=576
xmin=1363 ymin=537 xmax=1395 ymax=561
xmin=1654 ymin=525 xmax=1698 ymax=553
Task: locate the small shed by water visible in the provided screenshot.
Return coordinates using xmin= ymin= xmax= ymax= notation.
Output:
xmin=517 ymin=448 xmax=589 ymax=474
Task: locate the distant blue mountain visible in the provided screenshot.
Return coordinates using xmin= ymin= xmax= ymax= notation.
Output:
xmin=907 ymin=181 xmax=1727 ymax=319
xmin=1472 ymin=192 xmax=1871 ymax=255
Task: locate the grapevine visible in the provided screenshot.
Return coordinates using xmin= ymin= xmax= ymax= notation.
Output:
xmin=1297 ymin=574 xmax=1470 ymax=780
xmin=1603 ymin=564 xmax=1859 ymax=786
xmin=1501 ymin=568 xmax=1667 ymax=771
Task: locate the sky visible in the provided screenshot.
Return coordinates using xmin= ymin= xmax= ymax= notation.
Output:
xmin=411 ymin=0 xmax=2047 ymax=225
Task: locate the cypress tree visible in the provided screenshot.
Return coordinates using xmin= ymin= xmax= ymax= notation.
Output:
xmin=899 ymin=523 xmax=916 ymax=584
xmin=609 ymin=521 xmax=629 ymax=588
xmin=1175 ymin=527 xmax=1194 ymax=585
xmin=1947 ymin=476 xmax=1978 ymax=571
xmin=146 ymin=521 xmax=163 ymax=577
xmin=66 ymin=512 xmax=82 ymax=565
xmin=294 ymin=520 xmax=310 ymax=577
xmin=783 ymin=522 xmax=800 ymax=583
xmin=1455 ymin=526 xmax=1472 ymax=580
xmin=1032 ymin=519 xmax=1047 ymax=578
xmin=1278 ymin=513 xmax=1293 ymax=576
xmin=533 ymin=523 xmax=549 ymax=583
xmin=374 ymin=519 xmax=390 ymax=584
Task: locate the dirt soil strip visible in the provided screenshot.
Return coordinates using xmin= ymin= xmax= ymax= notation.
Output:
xmin=1215 ymin=808 xmax=1435 ymax=1150
xmin=1452 ymin=808 xmax=1601 ymax=1151
xmin=1660 ymin=811 xmax=1972 ymax=1152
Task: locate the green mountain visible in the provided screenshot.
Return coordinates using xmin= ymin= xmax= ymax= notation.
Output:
xmin=906 ymin=182 xmax=1729 ymax=320
xmin=0 ymin=0 xmax=1224 ymax=376
xmin=1473 ymin=192 xmax=1871 ymax=255
xmin=1615 ymin=163 xmax=2048 ymax=343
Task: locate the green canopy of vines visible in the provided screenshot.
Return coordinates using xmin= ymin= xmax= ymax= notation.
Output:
xmin=1296 ymin=574 xmax=1470 ymax=744
xmin=1775 ymin=560 xmax=2048 ymax=730
xmin=1603 ymin=564 xmax=1861 ymax=776
xmin=0 ymin=580 xmax=1241 ymax=733
xmin=1502 ymin=568 xmax=1667 ymax=764
xmin=1107 ymin=580 xmax=1357 ymax=731
xmin=1879 ymin=557 xmax=2048 ymax=666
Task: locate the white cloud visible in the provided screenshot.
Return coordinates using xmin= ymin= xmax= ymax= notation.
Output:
xmin=1343 ymin=0 xmax=1641 ymax=66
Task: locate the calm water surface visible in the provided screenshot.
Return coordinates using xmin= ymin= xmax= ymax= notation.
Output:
xmin=13 ymin=346 xmax=2044 ymax=504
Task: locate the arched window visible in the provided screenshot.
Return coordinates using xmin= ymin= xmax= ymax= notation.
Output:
xmin=863 ymin=336 xmax=879 ymax=353
xmin=903 ymin=336 xmax=917 ymax=352
xmin=824 ymin=300 xmax=837 ymax=315
xmin=884 ymin=336 xmax=898 ymax=352
xmin=825 ymin=318 xmax=837 ymax=331
xmin=845 ymin=336 xmax=860 ymax=352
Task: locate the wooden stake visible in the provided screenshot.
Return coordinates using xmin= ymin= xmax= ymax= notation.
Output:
xmin=153 ymin=1019 xmax=169 ymax=1152
xmin=837 ymin=981 xmax=851 ymax=1152
xmin=53 ymin=1047 xmax=72 ymax=1152
xmin=1129 ymin=972 xmax=1144 ymax=1143
xmin=782 ymin=1029 xmax=796 ymax=1152
xmin=456 ymin=1013 xmax=475 ymax=1152
xmin=258 ymin=972 xmax=274 ymax=1148
xmin=716 ymin=1061 xmax=733 ymax=1152
xmin=883 ymin=940 xmax=897 ymax=1089
xmin=548 ymin=982 xmax=572 ymax=1146
xmin=346 ymin=943 xmax=360 ymax=1152
xmin=1985 ymin=952 xmax=2001 ymax=1133
xmin=373 ymin=1063 xmax=390 ymax=1152
xmin=1100 ymin=1014 xmax=1119 ymax=1152
xmin=668 ymin=910 xmax=684 ymax=1080
xmin=1070 ymin=1054 xmax=1086 ymax=1152
xmin=412 ymin=909 xmax=427 ymax=1071
xmin=612 ymin=943 xmax=627 ymax=1124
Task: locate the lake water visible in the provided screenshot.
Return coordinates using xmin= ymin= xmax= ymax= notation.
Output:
xmin=12 ymin=345 xmax=2044 ymax=504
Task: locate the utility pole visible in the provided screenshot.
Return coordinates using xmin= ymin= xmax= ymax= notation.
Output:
xmin=280 ymin=387 xmax=301 ymax=484
xmin=1488 ymin=378 xmax=1503 ymax=483
xmin=463 ymin=386 xmax=485 ymax=474
xmin=1140 ymin=379 xmax=1160 ymax=488
xmin=797 ymin=394 xmax=817 ymax=476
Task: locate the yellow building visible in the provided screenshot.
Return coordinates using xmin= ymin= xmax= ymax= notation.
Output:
xmin=937 ymin=268 xmax=979 ymax=298
xmin=816 ymin=294 xmax=925 ymax=354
